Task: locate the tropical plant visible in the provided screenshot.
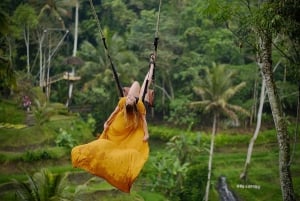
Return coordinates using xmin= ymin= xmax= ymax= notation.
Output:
xmin=37 ymin=0 xmax=71 ymax=30
xmin=14 ymin=168 xmax=71 ymax=201
xmin=148 ymin=125 xmax=202 ymax=200
xmin=149 ymin=151 xmax=189 ymax=201
xmin=166 ymin=124 xmax=201 ymax=165
xmin=180 ymin=164 xmax=207 ymax=201
xmin=191 ymin=63 xmax=248 ymax=201
xmin=33 ymin=99 xmax=55 ymax=126
xmin=55 ymin=128 xmax=76 ymax=149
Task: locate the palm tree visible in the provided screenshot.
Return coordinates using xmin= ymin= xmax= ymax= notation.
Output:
xmin=14 ymin=168 xmax=71 ymax=201
xmin=66 ymin=0 xmax=80 ymax=107
xmin=191 ymin=63 xmax=248 ymax=201
xmin=37 ymin=0 xmax=71 ymax=30
xmin=35 ymin=0 xmax=71 ymax=91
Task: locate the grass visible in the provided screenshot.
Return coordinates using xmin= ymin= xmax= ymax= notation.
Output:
xmin=0 ymin=98 xmax=299 ymax=200
xmin=148 ymin=125 xmax=299 ymax=201
xmin=0 ymin=130 xmax=299 ymax=201
xmin=0 ymin=99 xmax=25 ymax=124
xmin=198 ymin=142 xmax=300 ymax=201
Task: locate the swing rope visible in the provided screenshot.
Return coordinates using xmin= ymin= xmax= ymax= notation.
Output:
xmin=88 ymin=0 xmax=124 ymax=97
xmin=142 ymin=0 xmax=162 ymax=105
xmin=88 ymin=0 xmax=162 ymax=101
xmin=154 ymin=0 xmax=162 ymax=54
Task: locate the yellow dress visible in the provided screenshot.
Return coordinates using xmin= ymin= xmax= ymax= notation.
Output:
xmin=71 ymin=97 xmax=149 ymax=193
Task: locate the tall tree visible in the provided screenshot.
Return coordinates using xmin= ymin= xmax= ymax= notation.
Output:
xmin=251 ymin=2 xmax=297 ymax=200
xmin=191 ymin=63 xmax=248 ymax=201
xmin=35 ymin=0 xmax=71 ymax=91
xmin=259 ymin=29 xmax=296 ymax=201
xmin=66 ymin=0 xmax=80 ymax=107
xmin=37 ymin=0 xmax=70 ymax=30
xmin=12 ymin=3 xmax=38 ymax=75
xmin=204 ymin=0 xmax=297 ymax=199
xmin=0 ymin=8 xmax=16 ymax=95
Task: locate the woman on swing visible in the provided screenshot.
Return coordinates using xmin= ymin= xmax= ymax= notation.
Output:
xmin=71 ymin=57 xmax=155 ymax=193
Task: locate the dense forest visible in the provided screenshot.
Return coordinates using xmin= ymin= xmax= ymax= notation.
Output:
xmin=1 ymin=0 xmax=299 ymax=125
xmin=0 ymin=0 xmax=299 ymax=201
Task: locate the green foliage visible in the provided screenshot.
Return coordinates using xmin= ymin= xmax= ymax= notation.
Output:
xmin=147 ymin=129 xmax=202 ymax=200
xmin=86 ymin=114 xmax=96 ymax=131
xmin=0 ymin=58 xmax=16 ymax=94
xmin=14 ymin=168 xmax=72 ymax=201
xmin=276 ymin=81 xmax=298 ymax=110
xmin=55 ymin=128 xmax=76 ymax=149
xmin=1 ymin=1 xmax=299 ymax=199
xmin=148 ymin=151 xmax=189 ymax=200
xmin=22 ymin=150 xmax=51 ymax=162
xmin=149 ymin=125 xmax=187 ymax=141
xmin=0 ymin=147 xmax=66 ymax=163
xmin=0 ymin=0 xmax=298 ymax=124
xmin=191 ymin=63 xmax=249 ymax=122
xmin=180 ymin=164 xmax=207 ymax=201
xmin=33 ymin=99 xmax=55 ymax=126
xmin=166 ymin=96 xmax=197 ymax=126
xmin=0 ymin=99 xmax=25 ymax=123
xmin=139 ymin=191 xmax=169 ymax=201
xmin=0 ymin=98 xmax=93 ymax=152
xmin=166 ymin=131 xmax=201 ymax=164
xmin=12 ymin=3 xmax=38 ymax=37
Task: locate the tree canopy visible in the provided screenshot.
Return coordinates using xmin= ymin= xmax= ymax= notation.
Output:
xmin=0 ymin=0 xmax=298 ymax=128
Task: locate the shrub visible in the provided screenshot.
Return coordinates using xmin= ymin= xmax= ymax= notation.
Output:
xmin=33 ymin=99 xmax=55 ymax=125
xmin=22 ymin=150 xmax=52 ymax=162
xmin=180 ymin=164 xmax=207 ymax=201
xmin=55 ymin=128 xmax=76 ymax=149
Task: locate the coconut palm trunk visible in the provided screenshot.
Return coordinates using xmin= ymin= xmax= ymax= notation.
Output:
xmin=66 ymin=1 xmax=79 ymax=107
xmin=260 ymin=31 xmax=296 ymax=201
xmin=204 ymin=112 xmax=217 ymax=201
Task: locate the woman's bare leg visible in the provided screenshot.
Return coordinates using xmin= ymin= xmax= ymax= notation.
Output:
xmin=128 ymin=81 xmax=140 ymax=98
xmin=139 ymin=54 xmax=155 ymax=101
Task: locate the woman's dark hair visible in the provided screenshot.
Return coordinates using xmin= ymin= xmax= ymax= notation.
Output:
xmin=125 ymin=101 xmax=139 ymax=129
xmin=125 ymin=103 xmax=138 ymax=115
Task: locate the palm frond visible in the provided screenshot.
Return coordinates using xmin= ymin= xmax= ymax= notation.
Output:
xmin=227 ymin=103 xmax=250 ymax=116
xmin=223 ymin=81 xmax=246 ymax=100
xmin=14 ymin=168 xmax=72 ymax=201
xmin=192 ymin=63 xmax=248 ymax=122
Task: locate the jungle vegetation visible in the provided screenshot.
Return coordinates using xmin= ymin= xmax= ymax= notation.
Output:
xmin=0 ymin=0 xmax=299 ymax=201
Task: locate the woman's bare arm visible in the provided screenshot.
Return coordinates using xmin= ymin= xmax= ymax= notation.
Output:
xmin=104 ymin=105 xmax=120 ymax=130
xmin=142 ymin=114 xmax=149 ymax=141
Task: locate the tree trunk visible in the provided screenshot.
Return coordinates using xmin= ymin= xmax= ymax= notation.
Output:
xmin=46 ymin=33 xmax=51 ymax=100
xmin=204 ymin=112 xmax=217 ymax=201
xmin=39 ymin=30 xmax=46 ymax=87
xmin=66 ymin=2 xmax=79 ymax=107
xmin=24 ymin=26 xmax=30 ymax=75
xmin=250 ymin=73 xmax=259 ymax=126
xmin=240 ymin=71 xmax=266 ymax=181
xmin=73 ymin=1 xmax=79 ymax=57
xmin=260 ymin=31 xmax=296 ymax=201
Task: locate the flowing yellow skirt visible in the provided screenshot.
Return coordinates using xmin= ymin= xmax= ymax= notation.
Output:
xmin=71 ymin=125 xmax=149 ymax=192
